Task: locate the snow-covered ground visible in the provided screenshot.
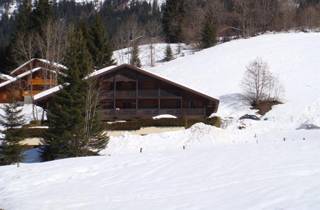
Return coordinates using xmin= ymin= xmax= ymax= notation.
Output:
xmin=1 ymin=132 xmax=320 ymax=210
xmin=1 ymin=32 xmax=320 ymax=209
xmin=147 ymin=32 xmax=320 ymax=129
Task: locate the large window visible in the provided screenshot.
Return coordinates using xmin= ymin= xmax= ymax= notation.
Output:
xmin=139 ymin=99 xmax=158 ymax=109
xmin=116 ymin=81 xmax=136 ymax=91
xmin=160 ymin=99 xmax=181 ymax=109
xmin=140 ymin=80 xmax=157 ymax=89
xmin=116 ymin=99 xmax=136 ymax=109
xmin=100 ymin=99 xmax=113 ymax=109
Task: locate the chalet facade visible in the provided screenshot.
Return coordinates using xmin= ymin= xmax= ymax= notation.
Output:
xmin=35 ymin=64 xmax=219 ymax=120
xmin=0 ymin=58 xmax=66 ymax=103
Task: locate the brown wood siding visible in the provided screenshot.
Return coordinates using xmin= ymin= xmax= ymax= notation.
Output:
xmin=96 ymin=66 xmax=218 ymax=120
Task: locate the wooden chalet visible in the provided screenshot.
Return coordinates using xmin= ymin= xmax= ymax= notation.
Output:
xmin=0 ymin=58 xmax=66 ymax=103
xmin=35 ymin=64 xmax=219 ymax=120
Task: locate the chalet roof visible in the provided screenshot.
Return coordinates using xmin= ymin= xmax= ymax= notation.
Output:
xmin=0 ymin=67 xmax=42 ymax=88
xmin=35 ymin=64 xmax=219 ymax=104
xmin=89 ymin=64 xmax=219 ymax=103
xmin=0 ymin=73 xmax=14 ymax=81
xmin=0 ymin=67 xmax=62 ymax=89
xmin=33 ymin=85 xmax=63 ymax=101
xmin=10 ymin=58 xmax=67 ymax=75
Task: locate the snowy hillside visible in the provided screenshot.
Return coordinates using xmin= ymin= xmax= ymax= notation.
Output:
xmin=113 ymin=43 xmax=192 ymax=68
xmin=147 ymin=32 xmax=320 ymax=128
xmin=1 ymin=32 xmax=320 ymax=210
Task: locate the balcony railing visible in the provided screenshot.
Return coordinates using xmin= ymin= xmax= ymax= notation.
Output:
xmin=99 ymin=108 xmax=205 ymax=118
xmin=99 ymin=89 xmax=180 ymax=99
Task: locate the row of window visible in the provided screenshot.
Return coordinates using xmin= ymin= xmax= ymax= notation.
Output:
xmin=100 ymin=99 xmax=204 ymax=109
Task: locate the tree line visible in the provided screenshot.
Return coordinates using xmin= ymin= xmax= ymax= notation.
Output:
xmin=1 ymin=0 xmax=320 ymax=73
xmin=0 ymin=0 xmax=161 ymax=73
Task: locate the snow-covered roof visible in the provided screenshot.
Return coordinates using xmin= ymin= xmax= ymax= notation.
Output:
xmin=0 ymin=73 xmax=14 ymax=81
xmin=86 ymin=65 xmax=118 ymax=79
xmin=33 ymin=85 xmax=63 ymax=101
xmin=10 ymin=58 xmax=67 ymax=75
xmin=0 ymin=67 xmax=42 ymax=88
xmin=35 ymin=64 xmax=219 ymax=103
xmin=0 ymin=66 xmax=65 ymax=89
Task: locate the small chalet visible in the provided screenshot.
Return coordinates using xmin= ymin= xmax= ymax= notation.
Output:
xmin=0 ymin=58 xmax=66 ymax=103
xmin=35 ymin=64 xmax=219 ymax=120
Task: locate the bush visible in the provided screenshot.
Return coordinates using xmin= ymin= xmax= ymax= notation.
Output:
xmin=241 ymin=58 xmax=284 ymax=108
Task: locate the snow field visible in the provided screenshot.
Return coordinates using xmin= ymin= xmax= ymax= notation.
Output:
xmin=1 ymin=136 xmax=320 ymax=210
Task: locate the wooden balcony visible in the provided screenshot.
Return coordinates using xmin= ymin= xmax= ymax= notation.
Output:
xmin=99 ymin=89 xmax=180 ymax=99
xmin=30 ymin=79 xmax=56 ymax=86
xmin=99 ymin=108 xmax=206 ymax=119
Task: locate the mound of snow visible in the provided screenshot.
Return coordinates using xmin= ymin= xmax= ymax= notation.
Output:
xmin=102 ymin=123 xmax=230 ymax=155
xmin=153 ymin=114 xmax=177 ymax=119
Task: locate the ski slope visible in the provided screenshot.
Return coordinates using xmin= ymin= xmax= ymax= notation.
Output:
xmin=1 ymin=136 xmax=320 ymax=210
xmin=1 ymin=32 xmax=320 ymax=210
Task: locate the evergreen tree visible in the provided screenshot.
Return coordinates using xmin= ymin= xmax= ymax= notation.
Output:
xmin=162 ymin=0 xmax=185 ymax=43
xmin=42 ymin=27 xmax=108 ymax=160
xmin=130 ymin=42 xmax=141 ymax=67
xmin=15 ymin=0 xmax=33 ymax=33
xmin=0 ymin=100 xmax=25 ymax=166
xmin=6 ymin=0 xmax=33 ymax=68
xmin=31 ymin=0 xmax=53 ymax=33
xmin=88 ymin=14 xmax=115 ymax=69
xmin=164 ymin=44 xmax=173 ymax=61
xmin=200 ymin=17 xmax=217 ymax=49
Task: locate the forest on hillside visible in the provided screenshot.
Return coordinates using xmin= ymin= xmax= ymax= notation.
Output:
xmin=0 ymin=0 xmax=320 ymax=73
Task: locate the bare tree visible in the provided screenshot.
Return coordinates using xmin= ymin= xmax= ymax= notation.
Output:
xmin=37 ymin=19 xmax=68 ymax=72
xmin=112 ymin=15 xmax=144 ymax=64
xmin=83 ymin=77 xmax=108 ymax=151
xmin=12 ymin=19 xmax=68 ymax=121
xmin=241 ymin=58 xmax=283 ymax=106
xmin=12 ymin=32 xmax=38 ymax=119
xmin=12 ymin=32 xmax=37 ymax=66
xmin=146 ymin=20 xmax=162 ymax=67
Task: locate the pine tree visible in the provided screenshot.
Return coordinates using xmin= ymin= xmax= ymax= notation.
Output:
xmin=88 ymin=14 xmax=115 ymax=69
xmin=164 ymin=44 xmax=173 ymax=61
xmin=31 ymin=0 xmax=53 ymax=33
xmin=0 ymin=100 xmax=25 ymax=166
xmin=200 ymin=17 xmax=217 ymax=49
xmin=162 ymin=0 xmax=185 ymax=43
xmin=130 ymin=42 xmax=141 ymax=67
xmin=7 ymin=0 xmax=33 ymax=68
xmin=42 ymin=27 xmax=108 ymax=160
